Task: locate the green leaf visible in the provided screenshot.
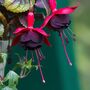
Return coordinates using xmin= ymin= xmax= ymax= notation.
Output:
xmin=0 ymin=54 xmax=3 ymax=63
xmin=0 ymin=53 xmax=7 ymax=77
xmin=2 ymin=86 xmax=17 ymax=90
xmin=0 ymin=23 xmax=4 ymax=37
xmin=29 ymin=0 xmax=35 ymax=9
xmin=0 ymin=53 xmax=7 ymax=64
xmin=13 ymin=62 xmax=23 ymax=70
xmin=22 ymin=59 xmax=38 ymax=70
xmin=2 ymin=86 xmax=12 ymax=90
xmin=0 ymin=84 xmax=4 ymax=90
xmin=29 ymin=0 xmax=36 ymax=6
xmin=24 ymin=59 xmax=32 ymax=69
xmin=4 ymin=71 xmax=19 ymax=87
xmin=32 ymin=0 xmax=35 ymax=6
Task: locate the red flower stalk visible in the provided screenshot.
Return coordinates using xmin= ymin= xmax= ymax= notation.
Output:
xmin=40 ymin=0 xmax=79 ymax=66
xmin=12 ymin=11 xmax=50 ymax=83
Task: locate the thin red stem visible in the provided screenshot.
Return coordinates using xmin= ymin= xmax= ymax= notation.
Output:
xmin=59 ymin=32 xmax=72 ymax=66
xmin=35 ymin=49 xmax=45 ymax=83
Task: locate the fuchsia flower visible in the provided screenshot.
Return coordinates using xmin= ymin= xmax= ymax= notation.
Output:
xmin=41 ymin=0 xmax=79 ymax=29
xmin=12 ymin=11 xmax=50 ymax=47
xmin=12 ymin=11 xmax=51 ymax=83
xmin=40 ymin=0 xmax=79 ymax=66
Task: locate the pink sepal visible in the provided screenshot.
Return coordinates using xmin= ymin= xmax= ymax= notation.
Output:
xmin=33 ymin=28 xmax=49 ymax=37
xmin=27 ymin=12 xmax=34 ymax=28
xmin=48 ymin=0 xmax=57 ymax=12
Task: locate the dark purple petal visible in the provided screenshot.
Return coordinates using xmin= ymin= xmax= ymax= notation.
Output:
xmin=48 ymin=14 xmax=71 ymax=31
xmin=26 ymin=41 xmax=42 ymax=49
xmin=20 ymin=31 xmax=43 ymax=43
xmin=21 ymin=41 xmax=42 ymax=50
xmin=19 ymin=31 xmax=44 ymax=50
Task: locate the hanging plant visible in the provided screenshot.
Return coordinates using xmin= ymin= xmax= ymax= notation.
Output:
xmin=40 ymin=0 xmax=80 ymax=65
xmin=0 ymin=0 xmax=80 ymax=89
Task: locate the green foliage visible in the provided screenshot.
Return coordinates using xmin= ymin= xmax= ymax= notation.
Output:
xmin=0 ymin=53 xmax=7 ymax=64
xmin=14 ymin=58 xmax=38 ymax=70
xmin=4 ymin=71 xmax=19 ymax=87
xmin=13 ymin=58 xmax=38 ymax=79
xmin=2 ymin=86 xmax=17 ymax=90
xmin=0 ymin=58 xmax=38 ymax=90
xmin=0 ymin=71 xmax=19 ymax=90
xmin=0 ymin=23 xmax=4 ymax=37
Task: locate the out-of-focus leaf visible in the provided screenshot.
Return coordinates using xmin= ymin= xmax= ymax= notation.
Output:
xmin=0 ymin=84 xmax=4 ymax=90
xmin=0 ymin=53 xmax=7 ymax=78
xmin=0 ymin=12 xmax=7 ymax=28
xmin=2 ymin=0 xmax=30 ymax=13
xmin=4 ymin=71 xmax=19 ymax=87
xmin=0 ymin=0 xmax=4 ymax=4
xmin=28 ymin=0 xmax=35 ymax=11
xmin=2 ymin=86 xmax=12 ymax=90
xmin=31 ymin=0 xmax=36 ymax=6
xmin=0 ymin=54 xmax=3 ymax=63
xmin=2 ymin=86 xmax=17 ymax=90
xmin=0 ymin=41 xmax=9 ymax=53
xmin=0 ymin=53 xmax=7 ymax=65
xmin=0 ymin=12 xmax=8 ymax=38
xmin=0 ymin=23 xmax=4 ymax=37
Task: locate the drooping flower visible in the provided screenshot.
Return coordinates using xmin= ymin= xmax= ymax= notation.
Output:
xmin=48 ymin=14 xmax=71 ymax=31
xmin=12 ymin=11 xmax=50 ymax=83
xmin=40 ymin=0 xmax=79 ymax=66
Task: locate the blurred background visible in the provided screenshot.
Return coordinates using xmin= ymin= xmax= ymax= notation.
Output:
xmin=71 ymin=0 xmax=90 ymax=90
